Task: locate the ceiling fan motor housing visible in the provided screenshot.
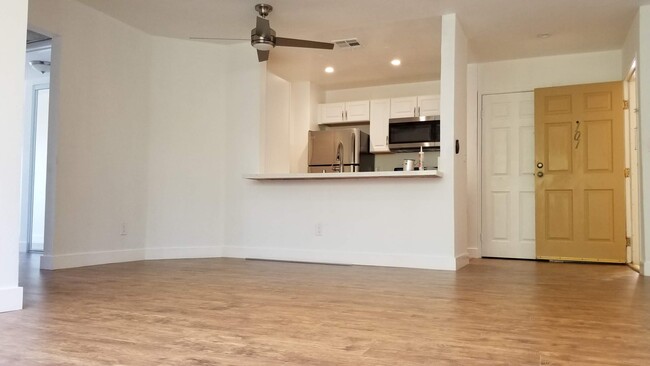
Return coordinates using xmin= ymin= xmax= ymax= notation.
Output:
xmin=251 ymin=27 xmax=276 ymax=50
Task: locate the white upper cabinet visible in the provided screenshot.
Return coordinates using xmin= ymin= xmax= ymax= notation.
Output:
xmin=369 ymin=99 xmax=390 ymax=153
xmin=319 ymin=100 xmax=370 ymax=124
xmin=345 ymin=100 xmax=371 ymax=122
xmin=389 ymin=96 xmax=418 ymax=118
xmin=417 ymin=95 xmax=440 ymax=116
xmin=390 ymin=95 xmax=440 ymax=118
xmin=320 ymin=103 xmax=346 ymax=124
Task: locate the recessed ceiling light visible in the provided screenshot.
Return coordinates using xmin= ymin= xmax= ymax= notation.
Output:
xmin=537 ymin=33 xmax=551 ymax=39
xmin=391 ymin=59 xmax=401 ymax=66
xmin=324 ymin=66 xmax=334 ymax=73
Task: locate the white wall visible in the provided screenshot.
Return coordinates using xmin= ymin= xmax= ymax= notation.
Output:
xmin=28 ymin=1 xmax=242 ymax=267
xmin=264 ymin=72 xmax=291 ymax=173
xmin=223 ymin=178 xmax=459 ymax=269
xmin=144 ymin=36 xmax=227 ymax=260
xmin=29 ymin=0 xmax=151 ymax=269
xmin=0 ymin=0 xmax=27 ymax=312
xmin=477 ymin=51 xmax=622 ymax=94
xmin=441 ymin=14 xmax=469 ymax=263
xmin=289 ymin=81 xmax=322 ymax=173
xmin=222 ymin=44 xmax=266 ymax=257
xmin=467 ymin=50 xmax=623 ymax=258
xmin=622 ymin=12 xmax=640 ymax=79
xmin=325 ymin=81 xmax=440 ymax=103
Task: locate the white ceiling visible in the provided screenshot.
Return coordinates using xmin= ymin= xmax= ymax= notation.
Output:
xmin=74 ymin=0 xmax=649 ymax=89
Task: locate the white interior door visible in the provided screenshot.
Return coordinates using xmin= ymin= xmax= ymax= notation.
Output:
xmin=481 ymin=92 xmax=536 ymax=259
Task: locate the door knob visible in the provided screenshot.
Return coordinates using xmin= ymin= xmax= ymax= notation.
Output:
xmin=537 ymin=171 xmax=544 ymax=177
xmin=537 ymin=162 xmax=544 ymax=168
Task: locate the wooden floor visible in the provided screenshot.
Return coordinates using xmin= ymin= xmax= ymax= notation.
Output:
xmin=0 ymin=256 xmax=649 ymax=365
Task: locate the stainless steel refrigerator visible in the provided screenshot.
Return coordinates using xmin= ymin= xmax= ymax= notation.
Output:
xmin=308 ymin=128 xmax=374 ymax=173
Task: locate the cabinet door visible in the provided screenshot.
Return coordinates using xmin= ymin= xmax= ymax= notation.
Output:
xmin=390 ymin=96 xmax=417 ymax=118
xmin=320 ymin=103 xmax=346 ymax=123
xmin=345 ymin=100 xmax=370 ymax=122
xmin=418 ymin=95 xmax=440 ymax=116
xmin=370 ymin=99 xmax=390 ymax=153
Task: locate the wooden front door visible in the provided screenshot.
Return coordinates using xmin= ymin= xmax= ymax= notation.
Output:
xmin=534 ymin=81 xmax=626 ymax=263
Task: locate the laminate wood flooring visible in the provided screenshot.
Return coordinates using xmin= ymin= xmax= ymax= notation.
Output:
xmin=1 ymin=256 xmax=648 ymax=365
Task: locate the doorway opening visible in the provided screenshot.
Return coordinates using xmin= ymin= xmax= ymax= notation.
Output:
xmin=480 ymin=82 xmax=629 ymax=265
xmin=21 ymin=30 xmax=52 ymax=256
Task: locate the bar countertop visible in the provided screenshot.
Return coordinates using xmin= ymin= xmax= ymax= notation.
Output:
xmin=244 ymin=170 xmax=443 ymax=180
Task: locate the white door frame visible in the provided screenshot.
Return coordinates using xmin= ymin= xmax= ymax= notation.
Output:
xmin=624 ymin=59 xmax=642 ymax=271
xmin=26 ymin=84 xmax=50 ymax=253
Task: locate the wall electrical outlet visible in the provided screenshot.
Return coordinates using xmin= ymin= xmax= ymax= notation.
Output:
xmin=121 ymin=223 xmax=128 ymax=236
xmin=315 ymin=223 xmax=323 ymax=236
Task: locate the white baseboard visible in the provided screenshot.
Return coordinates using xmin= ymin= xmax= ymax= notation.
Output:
xmin=145 ymin=246 xmax=223 ymax=260
xmin=467 ymin=247 xmax=481 ymax=258
xmin=40 ymin=248 xmax=145 ymax=270
xmin=456 ymin=253 xmax=470 ymax=269
xmin=36 ymin=245 xmax=470 ymax=272
xmin=0 ymin=287 xmax=23 ymax=313
xmin=222 ymin=245 xmax=458 ymax=270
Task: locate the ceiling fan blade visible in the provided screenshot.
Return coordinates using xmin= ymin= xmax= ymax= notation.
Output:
xmin=275 ymin=37 xmax=334 ymax=50
xmin=189 ymin=37 xmax=249 ymax=41
xmin=256 ymin=16 xmax=272 ymax=36
xmin=257 ymin=50 xmax=270 ymax=62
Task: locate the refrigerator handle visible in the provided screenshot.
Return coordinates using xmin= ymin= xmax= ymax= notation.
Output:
xmin=333 ymin=141 xmax=344 ymax=173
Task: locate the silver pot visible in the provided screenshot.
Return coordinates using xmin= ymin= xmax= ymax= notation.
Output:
xmin=403 ymin=159 xmax=415 ymax=171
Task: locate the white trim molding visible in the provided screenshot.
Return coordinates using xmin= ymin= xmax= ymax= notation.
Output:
xmin=467 ymin=247 xmax=481 ymax=258
xmin=222 ymin=245 xmax=459 ymax=271
xmin=0 ymin=287 xmax=23 ymax=313
xmin=39 ymin=246 xmax=225 ymax=269
xmin=456 ymin=253 xmax=470 ymax=269
xmin=40 ymin=249 xmax=145 ymax=270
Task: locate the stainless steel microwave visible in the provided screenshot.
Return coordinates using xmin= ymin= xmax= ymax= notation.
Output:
xmin=388 ymin=115 xmax=440 ymax=152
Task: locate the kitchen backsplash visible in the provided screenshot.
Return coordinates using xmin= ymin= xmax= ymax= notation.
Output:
xmin=375 ymin=151 xmax=439 ymax=171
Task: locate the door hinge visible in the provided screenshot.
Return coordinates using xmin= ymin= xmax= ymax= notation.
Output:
xmin=626 ymin=237 xmax=631 ymax=246
xmin=624 ymin=168 xmax=631 ymax=177
xmin=624 ymin=100 xmax=630 ymax=110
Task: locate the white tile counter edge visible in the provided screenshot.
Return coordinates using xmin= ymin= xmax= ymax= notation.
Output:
xmin=244 ymin=170 xmax=443 ymax=180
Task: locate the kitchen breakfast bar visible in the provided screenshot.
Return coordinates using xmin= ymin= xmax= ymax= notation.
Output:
xmin=244 ymin=170 xmax=443 ymax=180
xmin=234 ymin=167 xmax=462 ymax=271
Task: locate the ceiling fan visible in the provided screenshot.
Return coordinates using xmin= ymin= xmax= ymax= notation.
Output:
xmin=190 ymin=3 xmax=334 ymax=62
